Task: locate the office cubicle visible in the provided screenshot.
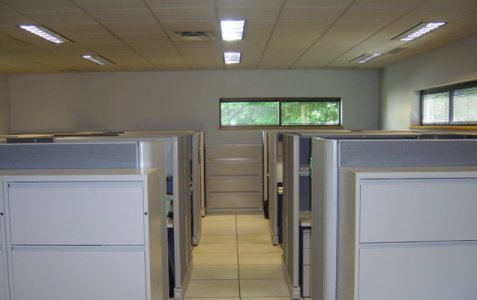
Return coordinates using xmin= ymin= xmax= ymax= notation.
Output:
xmin=311 ymin=137 xmax=477 ymax=300
xmin=0 ymin=131 xmax=203 ymax=300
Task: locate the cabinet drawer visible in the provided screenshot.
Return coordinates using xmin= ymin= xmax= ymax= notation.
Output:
xmin=207 ymin=161 xmax=262 ymax=176
xmin=8 ymin=182 xmax=145 ymax=245
xmin=302 ymin=229 xmax=311 ymax=249
xmin=207 ymin=194 xmax=261 ymax=210
xmin=302 ymin=265 xmax=311 ymax=297
xmin=207 ymin=177 xmax=262 ymax=193
xmin=302 ymin=248 xmax=311 ymax=265
xmin=206 ymin=145 xmax=262 ymax=160
xmin=360 ymin=179 xmax=477 ymax=243
xmin=359 ymin=244 xmax=477 ymax=300
xmin=11 ymin=247 xmax=146 ymax=300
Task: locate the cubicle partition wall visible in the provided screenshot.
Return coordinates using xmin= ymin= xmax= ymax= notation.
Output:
xmin=0 ymin=133 xmax=200 ymax=300
xmin=0 ymin=183 xmax=7 ymax=300
xmin=311 ymin=138 xmax=477 ymax=300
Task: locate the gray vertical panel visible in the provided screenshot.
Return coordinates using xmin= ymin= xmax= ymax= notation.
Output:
xmin=282 ymin=135 xmax=300 ymax=298
xmin=268 ymin=132 xmax=279 ymax=244
xmin=0 ymin=144 xmax=138 ymax=169
xmin=340 ymin=140 xmax=477 ymax=167
xmin=173 ymin=136 xmax=193 ymax=295
xmin=192 ymin=133 xmax=201 ymax=245
xmin=0 ymin=183 xmax=7 ymax=300
xmin=311 ymin=138 xmax=339 ymax=300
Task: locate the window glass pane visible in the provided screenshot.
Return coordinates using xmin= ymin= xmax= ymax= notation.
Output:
xmin=422 ymin=92 xmax=449 ymax=124
xmin=453 ymin=87 xmax=477 ymax=123
xmin=281 ymin=101 xmax=340 ymax=125
xmin=220 ymin=101 xmax=279 ymax=126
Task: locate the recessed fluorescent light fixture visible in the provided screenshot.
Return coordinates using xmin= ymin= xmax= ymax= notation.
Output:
xmin=393 ymin=22 xmax=446 ymax=42
xmin=81 ymin=55 xmax=113 ymax=66
xmin=18 ymin=25 xmax=68 ymax=44
xmin=350 ymin=53 xmax=382 ymax=64
xmin=220 ymin=20 xmax=245 ymax=41
xmin=224 ymin=52 xmax=241 ymax=64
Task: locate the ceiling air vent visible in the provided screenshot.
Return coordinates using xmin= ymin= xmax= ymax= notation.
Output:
xmin=172 ymin=31 xmax=216 ymax=41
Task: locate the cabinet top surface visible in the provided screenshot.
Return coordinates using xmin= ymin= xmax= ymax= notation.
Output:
xmin=0 ymin=168 xmax=158 ymax=180
xmin=341 ymin=166 xmax=477 ymax=179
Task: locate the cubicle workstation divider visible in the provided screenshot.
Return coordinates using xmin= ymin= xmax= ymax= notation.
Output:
xmin=311 ymin=137 xmax=477 ymax=300
xmin=0 ymin=184 xmax=6 ymax=300
xmin=0 ymin=132 xmax=203 ymax=300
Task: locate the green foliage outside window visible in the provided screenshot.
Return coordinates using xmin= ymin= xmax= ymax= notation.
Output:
xmin=220 ymin=98 xmax=341 ymax=127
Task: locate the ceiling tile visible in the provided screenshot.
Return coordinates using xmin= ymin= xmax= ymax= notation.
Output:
xmin=25 ymin=11 xmax=96 ymax=25
xmin=88 ymin=8 xmax=157 ymax=23
xmin=218 ymin=7 xmax=281 ymax=21
xmin=284 ymin=0 xmax=354 ymax=8
xmin=1 ymin=0 xmax=81 ymax=13
xmin=105 ymin=22 xmax=165 ymax=34
xmin=217 ymin=0 xmax=284 ymax=8
xmin=73 ymin=0 xmax=147 ymax=10
xmin=160 ymin=21 xmax=219 ymax=33
xmin=144 ymin=0 xmax=215 ymax=9
xmin=279 ymin=7 xmax=345 ymax=21
xmin=352 ymin=0 xmax=426 ymax=9
xmin=152 ymin=7 xmax=216 ymax=21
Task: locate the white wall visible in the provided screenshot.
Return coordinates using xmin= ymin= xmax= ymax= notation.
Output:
xmin=0 ymin=75 xmax=9 ymax=134
xmin=9 ymin=70 xmax=380 ymax=144
xmin=381 ymin=33 xmax=477 ymax=130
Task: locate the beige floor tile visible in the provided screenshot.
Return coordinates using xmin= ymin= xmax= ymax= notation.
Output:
xmin=201 ymin=225 xmax=237 ymax=235
xmin=238 ymin=234 xmax=272 ymax=244
xmin=237 ymin=225 xmax=269 ymax=235
xmin=190 ymin=265 xmax=238 ymax=280
xmin=236 ymin=214 xmax=265 ymax=221
xmin=239 ymin=264 xmax=285 ymax=279
xmin=193 ymin=243 xmax=237 ymax=254
xmin=240 ymin=279 xmax=290 ymax=297
xmin=194 ymin=253 xmax=238 ymax=265
xmin=184 ymin=298 xmax=239 ymax=300
xmin=200 ymin=234 xmax=237 ymax=245
xmin=238 ymin=243 xmax=281 ymax=253
xmin=239 ymin=252 xmax=282 ymax=265
xmin=185 ymin=280 xmax=240 ymax=298
xmin=241 ymin=298 xmax=291 ymax=300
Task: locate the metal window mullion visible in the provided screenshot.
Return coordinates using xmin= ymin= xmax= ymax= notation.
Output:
xmin=449 ymin=89 xmax=454 ymax=124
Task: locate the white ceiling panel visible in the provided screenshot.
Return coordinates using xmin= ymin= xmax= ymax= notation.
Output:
xmin=88 ymin=8 xmax=157 ymax=23
xmin=284 ymin=0 xmax=353 ymax=8
xmin=0 ymin=0 xmax=475 ymax=73
xmin=25 ymin=11 xmax=96 ymax=25
xmin=218 ymin=7 xmax=281 ymax=21
xmin=280 ymin=7 xmax=345 ymax=21
xmin=73 ymin=0 xmax=147 ymax=10
xmin=152 ymin=8 xmax=216 ymax=21
xmin=217 ymin=0 xmax=284 ymax=8
xmin=145 ymin=0 xmax=215 ymax=9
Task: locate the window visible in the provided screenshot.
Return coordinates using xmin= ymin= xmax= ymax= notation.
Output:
xmin=421 ymin=81 xmax=477 ymax=125
xmin=220 ymin=98 xmax=341 ymax=127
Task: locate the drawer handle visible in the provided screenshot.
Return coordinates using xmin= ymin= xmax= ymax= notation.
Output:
xmin=0 ymin=212 xmax=3 ymax=216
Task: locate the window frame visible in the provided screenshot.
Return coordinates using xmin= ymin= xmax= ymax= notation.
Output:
xmin=219 ymin=97 xmax=342 ymax=129
xmin=420 ymin=80 xmax=477 ymax=126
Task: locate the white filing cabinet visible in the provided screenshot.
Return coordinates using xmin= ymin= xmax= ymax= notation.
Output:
xmin=2 ymin=169 xmax=168 ymax=300
xmin=0 ymin=183 xmax=8 ymax=300
xmin=338 ymin=167 xmax=477 ymax=300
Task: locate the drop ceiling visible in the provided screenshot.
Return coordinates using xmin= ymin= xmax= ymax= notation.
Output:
xmin=0 ymin=0 xmax=476 ymax=73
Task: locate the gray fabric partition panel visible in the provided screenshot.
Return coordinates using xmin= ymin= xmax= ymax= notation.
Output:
xmin=340 ymin=140 xmax=477 ymax=167
xmin=0 ymin=144 xmax=139 ymax=169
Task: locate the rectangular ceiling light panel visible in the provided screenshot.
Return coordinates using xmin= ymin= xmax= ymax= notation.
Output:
xmin=18 ymin=25 xmax=69 ymax=44
xmin=224 ymin=52 xmax=241 ymax=64
xmin=350 ymin=53 xmax=382 ymax=64
xmin=82 ymin=55 xmax=113 ymax=66
xmin=393 ymin=22 xmax=446 ymax=42
xmin=220 ymin=20 xmax=245 ymax=41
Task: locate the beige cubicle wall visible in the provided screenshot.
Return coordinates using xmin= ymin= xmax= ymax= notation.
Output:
xmin=311 ymin=137 xmax=477 ymax=300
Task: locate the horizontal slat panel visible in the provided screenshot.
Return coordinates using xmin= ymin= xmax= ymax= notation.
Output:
xmin=206 ymin=194 xmax=261 ymax=210
xmin=207 ymin=177 xmax=262 ymax=193
xmin=207 ymin=161 xmax=262 ymax=176
xmin=206 ymin=145 xmax=262 ymax=160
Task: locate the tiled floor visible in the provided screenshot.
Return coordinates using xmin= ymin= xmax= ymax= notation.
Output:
xmin=184 ymin=214 xmax=291 ymax=300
